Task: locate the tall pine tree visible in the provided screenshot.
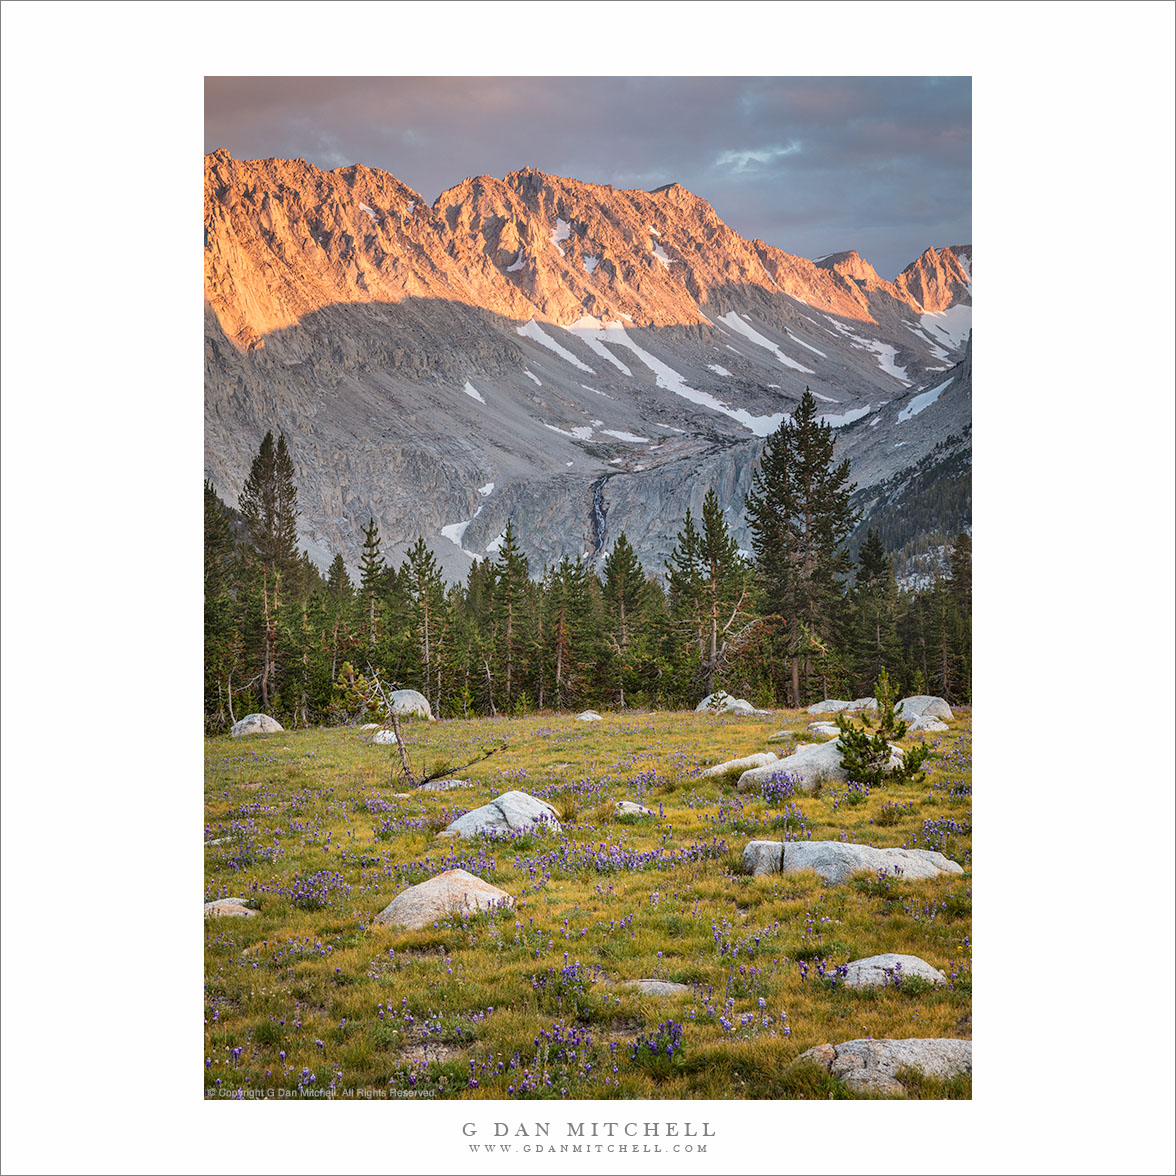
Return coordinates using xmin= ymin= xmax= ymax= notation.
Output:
xmin=238 ymin=431 xmax=300 ymax=582
xmin=403 ymin=537 xmax=448 ymax=713
xmin=698 ymin=488 xmax=751 ymax=696
xmin=490 ymin=521 xmax=531 ymax=713
xmin=602 ymin=533 xmax=652 ymax=708
xmin=358 ymin=517 xmax=385 ymax=652
xmin=745 ymin=388 xmax=857 ymax=705
xmin=666 ymin=491 xmax=749 ymax=697
xmin=850 ymin=529 xmax=901 ymax=693
xmin=325 ymin=553 xmax=353 ymax=681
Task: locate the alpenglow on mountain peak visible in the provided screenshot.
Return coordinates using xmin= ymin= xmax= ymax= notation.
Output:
xmin=205 ymin=150 xmax=971 ymax=582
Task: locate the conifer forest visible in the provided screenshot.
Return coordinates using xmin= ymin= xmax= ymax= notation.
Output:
xmin=204 ymin=393 xmax=971 ymax=731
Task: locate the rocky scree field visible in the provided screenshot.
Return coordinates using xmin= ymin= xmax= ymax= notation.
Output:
xmin=205 ymin=708 xmax=972 ymax=1100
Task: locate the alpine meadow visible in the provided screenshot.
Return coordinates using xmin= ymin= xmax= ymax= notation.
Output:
xmin=204 ymin=76 xmax=973 ymax=1103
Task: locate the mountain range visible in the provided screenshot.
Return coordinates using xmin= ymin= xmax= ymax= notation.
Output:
xmin=204 ymin=149 xmax=971 ymax=581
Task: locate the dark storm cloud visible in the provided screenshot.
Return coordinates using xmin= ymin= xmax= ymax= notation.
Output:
xmin=205 ymin=77 xmax=970 ymax=280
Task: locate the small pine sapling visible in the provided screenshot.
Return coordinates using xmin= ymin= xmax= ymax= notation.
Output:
xmin=835 ymin=668 xmax=929 ymax=786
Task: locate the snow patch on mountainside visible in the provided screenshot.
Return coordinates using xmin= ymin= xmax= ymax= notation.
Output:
xmin=860 ymin=340 xmax=910 ymax=384
xmin=919 ymin=303 xmax=971 ymax=351
xmin=517 ymin=319 xmax=595 ymax=374
xmin=441 ymin=505 xmax=483 ymax=559
xmin=718 ymin=312 xmax=815 ymax=374
xmin=820 ymin=405 xmax=872 ymax=428
xmin=567 ymin=316 xmax=634 ymax=375
xmin=562 ymin=317 xmax=785 ymax=437
xmin=902 ymin=320 xmax=950 ymax=362
xmin=463 ymin=381 xmax=486 ymax=404
xmin=897 ymin=378 xmax=953 ymax=423
xmin=822 ymin=315 xmax=911 ymax=384
xmin=543 ymin=422 xmax=595 ymax=442
xmin=506 ymin=250 xmax=526 ymax=273
xmin=549 ymin=218 xmax=571 ymax=257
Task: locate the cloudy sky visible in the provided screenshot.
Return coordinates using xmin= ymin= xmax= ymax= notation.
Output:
xmin=205 ymin=76 xmax=970 ymax=280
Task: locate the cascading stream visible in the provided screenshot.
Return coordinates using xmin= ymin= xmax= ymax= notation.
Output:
xmin=588 ymin=476 xmax=609 ymax=560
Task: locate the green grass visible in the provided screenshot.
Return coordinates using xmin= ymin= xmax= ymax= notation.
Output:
xmin=205 ymin=708 xmax=971 ymax=1099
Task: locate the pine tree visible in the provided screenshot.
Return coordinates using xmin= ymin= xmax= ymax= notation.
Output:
xmin=325 ymin=553 xmax=353 ymax=681
xmin=665 ymin=492 xmax=749 ymax=697
xmin=238 ymin=431 xmax=300 ymax=580
xmin=540 ymin=555 xmax=601 ymax=711
xmin=948 ymin=532 xmax=972 ymax=615
xmin=236 ymin=433 xmax=304 ymax=713
xmin=835 ymin=666 xmax=929 ymax=786
xmin=602 ymin=533 xmax=651 ymax=708
xmin=204 ymin=481 xmax=239 ymax=729
xmin=358 ymin=517 xmax=385 ymax=651
xmin=926 ymin=575 xmax=966 ymax=703
xmin=698 ymin=488 xmax=750 ymax=696
xmin=948 ymin=532 xmax=972 ymax=701
xmin=665 ymin=506 xmax=705 ymax=690
xmin=403 ymin=537 xmax=448 ymax=713
xmin=490 ymin=521 xmax=531 ymax=712
xmin=665 ymin=506 xmax=704 ymax=634
xmin=745 ymin=388 xmax=857 ymax=705
xmin=851 ymin=529 xmax=902 ymax=693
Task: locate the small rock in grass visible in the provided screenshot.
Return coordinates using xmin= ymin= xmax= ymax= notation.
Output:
xmin=742 ymin=839 xmax=963 ymax=883
xmin=807 ymin=698 xmax=878 ymax=715
xmin=204 ymin=897 xmax=256 ymax=918
xmin=695 ymin=691 xmax=755 ymax=715
xmin=575 ymin=710 xmax=603 ymax=722
xmin=230 ymin=713 xmax=283 ymax=737
xmin=374 ymin=869 xmax=513 ymax=930
xmin=621 ymin=979 xmax=691 ymax=997
xmin=807 ymin=721 xmax=841 ymax=737
xmin=742 ymin=840 xmax=788 ymax=875
xmin=794 ymin=1037 xmax=971 ymax=1096
xmin=387 ymin=689 xmax=434 ymax=720
xmin=445 ymin=790 xmax=561 ymax=838
xmin=807 ymin=699 xmax=850 ymax=714
xmin=845 ymin=697 xmax=879 ymax=713
xmin=615 ymin=800 xmax=654 ymax=817
xmin=700 ymin=752 xmax=778 ymax=778
xmin=371 ymin=729 xmax=398 ymax=745
xmin=418 ymin=778 xmax=468 ymax=790
xmin=359 ymin=723 xmax=380 ymax=732
xmin=841 ymin=953 xmax=946 ymax=988
xmin=907 ymin=714 xmax=949 ymax=732
xmin=896 ymin=695 xmax=953 ymax=721
xmin=737 ymin=738 xmax=902 ymax=792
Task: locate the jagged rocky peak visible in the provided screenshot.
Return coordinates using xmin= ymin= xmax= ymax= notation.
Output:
xmin=894 ymin=245 xmax=972 ymax=311
xmin=813 ymin=249 xmax=884 ymax=286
